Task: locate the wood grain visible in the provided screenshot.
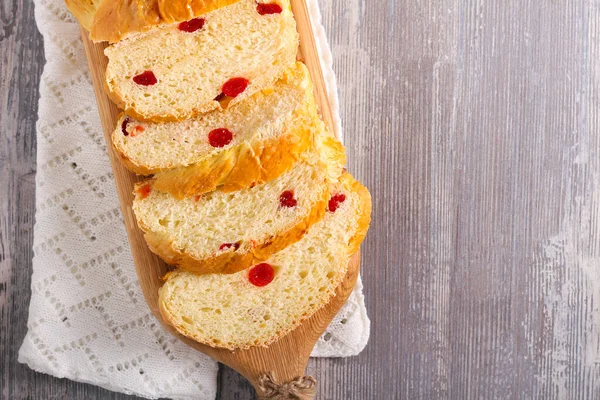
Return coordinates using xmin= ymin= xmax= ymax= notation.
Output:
xmin=290 ymin=0 xmax=336 ymax=139
xmin=3 ymin=0 xmax=600 ymax=399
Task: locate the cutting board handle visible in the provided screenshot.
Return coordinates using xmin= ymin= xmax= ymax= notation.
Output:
xmin=201 ymin=252 xmax=360 ymax=400
xmin=252 ymin=372 xmax=317 ymax=399
xmin=209 ymin=325 xmax=318 ymax=398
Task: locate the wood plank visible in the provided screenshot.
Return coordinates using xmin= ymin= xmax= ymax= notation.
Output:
xmin=309 ymin=0 xmax=600 ymax=399
xmin=4 ymin=0 xmax=600 ymax=399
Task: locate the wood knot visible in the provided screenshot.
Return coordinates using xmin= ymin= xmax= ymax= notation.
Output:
xmin=257 ymin=372 xmax=317 ymax=399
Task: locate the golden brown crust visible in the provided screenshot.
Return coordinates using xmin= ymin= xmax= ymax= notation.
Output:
xmin=316 ymin=132 xmax=347 ymax=180
xmin=66 ymin=0 xmax=241 ymax=43
xmin=340 ymin=172 xmax=372 ymax=255
xmin=138 ymin=183 xmax=329 ymax=275
xmin=151 ymin=117 xmax=314 ymax=199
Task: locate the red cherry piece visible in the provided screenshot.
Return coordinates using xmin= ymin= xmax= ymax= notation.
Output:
xmin=222 ymin=77 xmax=249 ymax=97
xmin=178 ymin=18 xmax=205 ymax=32
xmin=193 ymin=194 xmax=202 ymax=202
xmin=279 ymin=190 xmax=297 ymax=208
xmin=208 ymin=128 xmax=234 ymax=148
xmin=248 ymin=263 xmax=275 ymax=287
xmin=130 ymin=125 xmax=145 ymax=137
xmin=219 ymin=242 xmax=240 ymax=251
xmin=328 ymin=193 xmax=346 ymax=212
xmin=137 ymin=184 xmax=152 ymax=199
xmin=257 ymin=3 xmax=283 ymax=15
xmin=121 ymin=117 xmax=131 ymax=136
xmin=133 ymin=71 xmax=157 ymax=86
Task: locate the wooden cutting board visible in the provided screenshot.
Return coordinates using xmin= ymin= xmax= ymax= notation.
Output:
xmin=80 ymin=1 xmax=361 ymax=398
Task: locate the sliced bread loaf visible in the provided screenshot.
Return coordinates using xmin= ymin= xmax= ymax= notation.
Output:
xmin=158 ymin=172 xmax=372 ymax=350
xmin=113 ymin=62 xmax=318 ymax=199
xmin=104 ymin=0 xmax=299 ymax=122
xmin=66 ymin=0 xmax=241 ymax=43
xmin=132 ymin=138 xmax=345 ymax=274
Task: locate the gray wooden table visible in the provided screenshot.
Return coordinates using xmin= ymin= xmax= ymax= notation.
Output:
xmin=3 ymin=0 xmax=600 ymax=399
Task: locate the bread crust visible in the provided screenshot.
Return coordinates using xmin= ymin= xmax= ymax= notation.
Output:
xmin=66 ymin=0 xmax=241 ymax=43
xmin=341 ymin=172 xmax=372 ymax=255
xmin=152 ymin=122 xmax=314 ymax=198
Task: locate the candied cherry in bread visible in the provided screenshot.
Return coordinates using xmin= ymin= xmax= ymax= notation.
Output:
xmin=222 ymin=77 xmax=249 ymax=98
xmin=121 ymin=118 xmax=131 ymax=136
xmin=130 ymin=125 xmax=145 ymax=137
xmin=137 ymin=184 xmax=152 ymax=199
xmin=328 ymin=193 xmax=346 ymax=212
xmin=208 ymin=128 xmax=234 ymax=147
xmin=257 ymin=3 xmax=283 ymax=15
xmin=219 ymin=242 xmax=240 ymax=251
xmin=133 ymin=71 xmax=158 ymax=86
xmin=122 ymin=118 xmax=145 ymax=137
xmin=248 ymin=263 xmax=275 ymax=287
xmin=178 ymin=18 xmax=205 ymax=33
xmin=279 ymin=190 xmax=297 ymax=208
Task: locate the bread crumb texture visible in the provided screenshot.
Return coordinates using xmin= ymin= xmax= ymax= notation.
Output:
xmin=104 ymin=0 xmax=299 ymax=121
xmin=132 ymin=148 xmax=337 ymax=274
xmin=113 ymin=62 xmax=320 ymax=199
xmin=159 ymin=172 xmax=372 ymax=350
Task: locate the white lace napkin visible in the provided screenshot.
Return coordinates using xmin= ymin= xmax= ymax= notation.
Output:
xmin=18 ymin=1 xmax=370 ymax=398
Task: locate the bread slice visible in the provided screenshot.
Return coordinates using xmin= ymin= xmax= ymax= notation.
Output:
xmin=66 ymin=0 xmax=241 ymax=43
xmin=132 ymin=137 xmax=345 ymax=274
xmin=104 ymin=0 xmax=299 ymax=122
xmin=158 ymin=172 xmax=371 ymax=350
xmin=112 ymin=62 xmax=318 ymax=199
